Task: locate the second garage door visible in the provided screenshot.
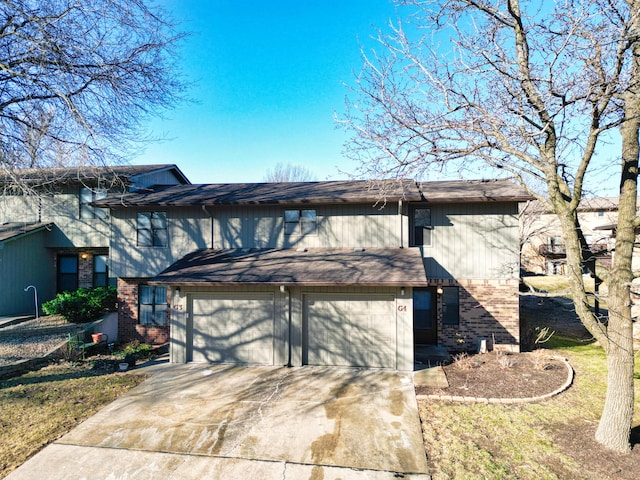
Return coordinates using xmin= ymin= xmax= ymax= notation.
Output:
xmin=304 ymin=294 xmax=397 ymax=368
xmin=191 ymin=293 xmax=275 ymax=365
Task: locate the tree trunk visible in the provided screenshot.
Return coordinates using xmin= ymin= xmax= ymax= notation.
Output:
xmin=594 ymin=38 xmax=639 ymax=450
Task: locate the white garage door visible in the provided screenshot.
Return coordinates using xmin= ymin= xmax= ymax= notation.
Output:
xmin=305 ymin=294 xmax=396 ymax=368
xmin=191 ymin=293 xmax=275 ymax=365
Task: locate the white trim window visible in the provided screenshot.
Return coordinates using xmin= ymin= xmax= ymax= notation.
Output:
xmin=80 ymin=187 xmax=108 ymax=219
xmin=413 ymin=208 xmax=432 ymax=246
xmin=139 ymin=285 xmax=168 ymax=325
xmin=137 ymin=212 xmax=168 ymax=247
xmin=284 ymin=209 xmax=317 ymax=235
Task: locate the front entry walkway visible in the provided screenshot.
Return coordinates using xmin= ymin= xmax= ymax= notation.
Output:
xmin=7 ymin=364 xmax=430 ymax=479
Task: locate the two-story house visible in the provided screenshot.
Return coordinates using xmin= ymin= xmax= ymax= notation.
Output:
xmin=0 ymin=165 xmax=190 ymax=316
xmin=96 ymin=178 xmax=530 ymax=370
xmin=521 ymin=197 xmax=640 ymax=275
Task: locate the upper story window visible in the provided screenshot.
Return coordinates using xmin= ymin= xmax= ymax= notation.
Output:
xmin=285 ymin=209 xmax=317 ymax=235
xmin=412 ymin=208 xmax=432 ymax=246
xmin=80 ymin=187 xmax=108 ymax=219
xmin=137 ymin=211 xmax=168 ymax=247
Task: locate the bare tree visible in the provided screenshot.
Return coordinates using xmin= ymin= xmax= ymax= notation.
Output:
xmin=263 ymin=162 xmax=316 ymax=182
xmin=0 ymin=0 xmax=185 ymax=188
xmin=341 ymin=0 xmax=638 ymax=452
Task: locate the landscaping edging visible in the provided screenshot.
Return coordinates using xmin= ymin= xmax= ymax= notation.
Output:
xmin=415 ymin=356 xmax=574 ymax=404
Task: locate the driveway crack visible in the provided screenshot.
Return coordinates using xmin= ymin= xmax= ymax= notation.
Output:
xmin=227 ymin=368 xmax=292 ymax=456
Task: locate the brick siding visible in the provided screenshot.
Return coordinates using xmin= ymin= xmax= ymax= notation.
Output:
xmin=78 ymin=253 xmax=93 ymax=288
xmin=434 ymin=278 xmax=520 ymax=352
xmin=117 ymin=278 xmax=170 ymax=345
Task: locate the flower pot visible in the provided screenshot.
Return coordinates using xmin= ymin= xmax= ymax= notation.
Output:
xmin=119 ymin=362 xmax=129 ymax=372
xmin=91 ymin=333 xmax=104 ymax=343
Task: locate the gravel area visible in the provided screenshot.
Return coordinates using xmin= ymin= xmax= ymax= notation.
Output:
xmin=0 ymin=315 xmax=71 ymax=331
xmin=0 ymin=334 xmax=69 ymax=366
xmin=0 ymin=315 xmax=83 ymax=366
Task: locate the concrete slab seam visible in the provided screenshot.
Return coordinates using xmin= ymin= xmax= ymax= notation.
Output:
xmin=51 ymin=443 xmax=430 ymax=478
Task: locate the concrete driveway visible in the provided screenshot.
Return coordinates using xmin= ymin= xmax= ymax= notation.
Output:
xmin=7 ymin=362 xmax=430 ymax=479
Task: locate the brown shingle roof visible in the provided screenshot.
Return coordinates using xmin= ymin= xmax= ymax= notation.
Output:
xmin=150 ymin=247 xmax=429 ymax=287
xmin=0 ymin=223 xmax=53 ymax=243
xmin=417 ymin=179 xmax=532 ymax=203
xmin=96 ymin=178 xmax=530 ymax=207
xmin=0 ymin=164 xmax=190 ymax=186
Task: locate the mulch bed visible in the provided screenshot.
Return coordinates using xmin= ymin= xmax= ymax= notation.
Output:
xmin=415 ymin=350 xmax=569 ymax=399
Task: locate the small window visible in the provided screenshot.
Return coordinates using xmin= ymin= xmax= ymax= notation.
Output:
xmin=413 ymin=208 xmax=432 ymax=246
xmin=413 ymin=288 xmax=435 ymax=330
xmin=284 ymin=209 xmax=316 ymax=235
xmin=139 ymin=285 xmax=168 ymax=326
xmin=137 ymin=212 xmax=168 ymax=247
xmin=57 ymin=255 xmax=78 ymax=293
xmin=442 ymin=287 xmax=460 ymax=326
xmin=93 ymin=255 xmax=108 ymax=287
xmin=597 ymin=210 xmax=604 ymax=217
xmin=80 ymin=187 xmax=108 ymax=219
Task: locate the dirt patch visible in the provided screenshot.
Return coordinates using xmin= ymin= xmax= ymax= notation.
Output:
xmin=551 ymin=423 xmax=640 ymax=480
xmin=415 ymin=351 xmax=568 ymax=399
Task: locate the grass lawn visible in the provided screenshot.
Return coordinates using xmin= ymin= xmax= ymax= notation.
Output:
xmin=522 ymin=274 xmax=598 ymax=295
xmin=418 ymin=337 xmax=640 ymax=479
xmin=0 ymin=362 xmax=145 ymax=479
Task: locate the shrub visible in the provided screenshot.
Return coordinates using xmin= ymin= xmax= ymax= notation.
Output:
xmin=520 ymin=325 xmax=555 ymax=351
xmin=452 ymin=352 xmax=475 ymax=370
xmin=117 ymin=341 xmax=154 ymax=359
xmin=496 ymin=350 xmax=516 ymax=369
xmin=42 ymin=286 xmax=117 ymax=323
xmin=529 ymin=349 xmax=555 ymax=371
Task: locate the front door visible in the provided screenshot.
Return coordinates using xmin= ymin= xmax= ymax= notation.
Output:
xmin=413 ymin=287 xmax=437 ymax=345
xmin=57 ymin=255 xmax=78 ymax=293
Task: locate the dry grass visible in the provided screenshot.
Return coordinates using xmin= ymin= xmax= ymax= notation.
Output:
xmin=451 ymin=352 xmax=474 ymax=370
xmin=418 ymin=338 xmax=640 ymax=480
xmin=0 ymin=361 xmax=145 ymax=479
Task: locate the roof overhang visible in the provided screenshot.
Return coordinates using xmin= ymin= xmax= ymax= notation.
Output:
xmin=150 ymin=247 xmax=429 ymax=287
xmin=0 ymin=222 xmax=53 ymax=245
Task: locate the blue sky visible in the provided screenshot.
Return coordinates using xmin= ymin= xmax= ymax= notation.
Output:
xmin=137 ymin=0 xmax=399 ymax=184
xmin=136 ymin=1 xmax=622 ymax=197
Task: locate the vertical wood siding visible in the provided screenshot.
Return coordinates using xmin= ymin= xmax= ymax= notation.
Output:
xmin=425 ymin=202 xmax=519 ymax=280
xmin=213 ymin=203 xmax=401 ymax=249
xmin=110 ymin=206 xmax=212 ymax=278
xmin=0 ymin=196 xmax=39 ymax=224
xmin=132 ymin=170 xmax=183 ymax=188
xmin=42 ymin=189 xmax=111 ymax=247
xmin=1 ymin=187 xmax=110 ymax=247
xmin=0 ymin=230 xmax=56 ymax=315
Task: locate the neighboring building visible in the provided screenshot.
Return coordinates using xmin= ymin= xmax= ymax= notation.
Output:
xmin=0 ymin=165 xmax=190 ymax=315
xmin=94 ymin=178 xmax=530 ymax=369
xmin=520 ymin=198 xmax=624 ymax=275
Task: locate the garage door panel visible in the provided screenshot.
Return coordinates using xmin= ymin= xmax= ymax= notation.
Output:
xmin=305 ymin=295 xmax=396 ymax=368
xmin=192 ymin=294 xmax=274 ymax=365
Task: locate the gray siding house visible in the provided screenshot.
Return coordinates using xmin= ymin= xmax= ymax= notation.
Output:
xmin=97 ymin=178 xmax=530 ymax=370
xmin=0 ymin=165 xmax=190 ymax=316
